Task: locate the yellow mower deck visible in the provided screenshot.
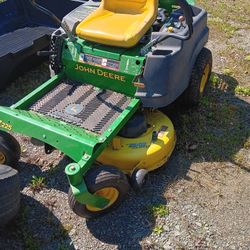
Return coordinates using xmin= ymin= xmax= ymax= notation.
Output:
xmin=98 ymin=110 xmax=176 ymax=173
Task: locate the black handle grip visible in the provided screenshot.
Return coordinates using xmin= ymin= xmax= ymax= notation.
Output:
xmin=37 ymin=51 xmax=55 ymax=57
xmin=176 ymin=0 xmax=194 ymax=36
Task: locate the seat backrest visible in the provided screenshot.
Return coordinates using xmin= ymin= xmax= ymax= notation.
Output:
xmin=103 ymin=0 xmax=153 ymax=14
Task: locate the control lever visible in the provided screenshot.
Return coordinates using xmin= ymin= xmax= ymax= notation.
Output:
xmin=28 ymin=0 xmax=75 ymax=41
xmin=140 ymin=0 xmax=194 ymax=55
xmin=37 ymin=51 xmax=55 ymax=57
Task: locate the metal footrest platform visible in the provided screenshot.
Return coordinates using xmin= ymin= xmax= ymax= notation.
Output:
xmin=29 ymin=80 xmax=132 ymax=135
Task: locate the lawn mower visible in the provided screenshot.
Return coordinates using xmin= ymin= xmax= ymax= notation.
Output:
xmin=0 ymin=0 xmax=83 ymax=89
xmin=0 ymin=0 xmax=212 ymax=219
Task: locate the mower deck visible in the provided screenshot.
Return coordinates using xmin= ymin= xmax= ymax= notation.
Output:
xmin=29 ymin=80 xmax=132 ymax=135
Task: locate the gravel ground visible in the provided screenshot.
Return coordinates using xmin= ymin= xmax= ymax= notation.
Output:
xmin=0 ymin=0 xmax=250 ymax=249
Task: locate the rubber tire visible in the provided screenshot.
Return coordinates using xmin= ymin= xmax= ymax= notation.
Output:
xmin=130 ymin=169 xmax=148 ymax=192
xmin=182 ymin=47 xmax=213 ymax=106
xmin=68 ymin=165 xmax=130 ymax=219
xmin=0 ymin=165 xmax=20 ymax=227
xmin=0 ymin=131 xmax=21 ymax=168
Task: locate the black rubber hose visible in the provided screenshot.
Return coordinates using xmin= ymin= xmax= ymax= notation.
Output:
xmin=28 ymin=0 xmax=62 ymax=27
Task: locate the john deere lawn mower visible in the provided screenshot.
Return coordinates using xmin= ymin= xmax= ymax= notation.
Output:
xmin=0 ymin=0 xmax=212 ymax=219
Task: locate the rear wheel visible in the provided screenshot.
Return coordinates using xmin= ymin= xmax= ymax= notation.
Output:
xmin=0 ymin=131 xmax=21 ymax=168
xmin=68 ymin=165 xmax=130 ymax=219
xmin=182 ymin=47 xmax=213 ymax=106
xmin=0 ymin=164 xmax=20 ymax=226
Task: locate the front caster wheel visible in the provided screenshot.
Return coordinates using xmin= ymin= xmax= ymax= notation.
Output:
xmin=0 ymin=131 xmax=21 ymax=168
xmin=130 ymin=168 xmax=148 ymax=192
xmin=68 ymin=165 xmax=130 ymax=219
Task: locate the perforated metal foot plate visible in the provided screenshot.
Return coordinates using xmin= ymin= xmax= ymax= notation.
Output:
xmin=29 ymin=81 xmax=132 ymax=134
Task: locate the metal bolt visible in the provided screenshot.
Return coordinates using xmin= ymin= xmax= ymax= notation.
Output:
xmin=99 ymin=137 xmax=105 ymax=142
xmin=70 ymin=165 xmax=76 ymax=171
xmin=84 ymin=155 xmax=89 ymax=160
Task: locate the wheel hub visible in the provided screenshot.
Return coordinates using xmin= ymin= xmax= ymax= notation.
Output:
xmin=86 ymin=187 xmax=119 ymax=212
xmin=0 ymin=152 xmax=6 ymax=164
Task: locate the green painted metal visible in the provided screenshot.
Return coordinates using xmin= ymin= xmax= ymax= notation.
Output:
xmin=62 ymin=38 xmax=145 ymax=97
xmin=70 ymin=182 xmax=110 ymax=208
xmin=66 ymin=163 xmax=109 ymax=208
xmin=0 ymin=106 xmax=99 ymax=162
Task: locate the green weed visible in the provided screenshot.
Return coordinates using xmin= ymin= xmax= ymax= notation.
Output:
xmin=150 ymin=204 xmax=170 ymax=218
xmin=153 ymin=225 xmax=164 ymax=235
xmin=235 ymin=86 xmax=250 ymax=96
xmin=30 ymin=176 xmax=46 ymax=192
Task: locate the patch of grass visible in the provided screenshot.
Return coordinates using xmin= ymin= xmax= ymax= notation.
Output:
xmin=153 ymin=225 xmax=164 ymax=235
xmin=245 ymin=55 xmax=250 ymax=61
xmin=209 ymin=17 xmax=238 ymax=37
xmin=22 ymin=232 xmax=40 ymax=250
xmin=176 ymin=81 xmax=250 ymax=162
xmin=15 ymin=205 xmax=41 ymax=250
xmin=235 ymin=86 xmax=250 ymax=96
xmin=29 ymin=175 xmax=46 ymax=192
xmin=60 ymin=223 xmax=73 ymax=236
xmin=197 ymin=0 xmax=250 ymax=26
xmin=51 ymin=223 xmax=73 ymax=240
xmin=233 ymin=152 xmax=245 ymax=166
xmin=150 ymin=204 xmax=170 ymax=218
xmin=209 ymin=73 xmax=221 ymax=87
xmin=244 ymin=139 xmax=250 ymax=149
xmin=223 ymin=68 xmax=234 ymax=76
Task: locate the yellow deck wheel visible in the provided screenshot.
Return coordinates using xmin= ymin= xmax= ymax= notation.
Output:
xmin=68 ymin=165 xmax=130 ymax=219
xmin=86 ymin=187 xmax=119 ymax=212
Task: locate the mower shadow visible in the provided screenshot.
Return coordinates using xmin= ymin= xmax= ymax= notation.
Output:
xmin=18 ymin=155 xmax=71 ymax=193
xmin=0 ymin=194 xmax=75 ymax=250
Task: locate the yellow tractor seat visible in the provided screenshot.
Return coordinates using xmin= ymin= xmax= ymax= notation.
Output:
xmin=76 ymin=0 xmax=158 ymax=48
